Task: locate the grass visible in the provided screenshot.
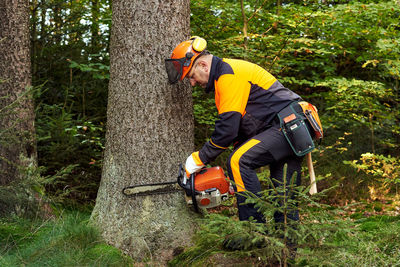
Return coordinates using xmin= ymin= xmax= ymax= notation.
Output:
xmin=0 ymin=211 xmax=133 ymax=267
xmin=1 ymin=200 xmax=399 ymax=266
xmin=297 ymin=214 xmax=400 ymax=266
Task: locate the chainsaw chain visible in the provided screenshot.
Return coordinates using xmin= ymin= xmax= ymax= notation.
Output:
xmin=122 ymin=182 xmax=182 ymax=197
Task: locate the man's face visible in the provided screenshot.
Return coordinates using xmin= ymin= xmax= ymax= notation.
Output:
xmin=186 ymin=60 xmax=209 ymax=88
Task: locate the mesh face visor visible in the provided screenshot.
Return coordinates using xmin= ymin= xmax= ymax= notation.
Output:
xmin=165 ymin=57 xmax=189 ymax=84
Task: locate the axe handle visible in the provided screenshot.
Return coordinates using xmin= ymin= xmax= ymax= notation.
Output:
xmin=306 ymin=152 xmax=318 ymax=195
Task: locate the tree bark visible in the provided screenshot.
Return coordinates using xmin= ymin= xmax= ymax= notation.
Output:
xmin=0 ymin=0 xmax=36 ymax=185
xmin=240 ymin=0 xmax=249 ymax=49
xmin=90 ymin=0 xmax=100 ymax=53
xmin=91 ymin=0 xmax=196 ymax=263
xmin=273 ymin=0 xmax=282 ymax=31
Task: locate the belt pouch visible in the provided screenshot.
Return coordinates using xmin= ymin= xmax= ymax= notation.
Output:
xmin=278 ymin=103 xmax=315 ymax=157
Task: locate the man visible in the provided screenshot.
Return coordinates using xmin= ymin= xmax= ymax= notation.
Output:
xmin=165 ymin=36 xmax=309 ymax=225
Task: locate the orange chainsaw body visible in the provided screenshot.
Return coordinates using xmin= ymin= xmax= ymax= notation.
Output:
xmin=185 ymin=166 xmax=233 ymax=209
xmin=194 ymin=166 xmax=230 ymax=194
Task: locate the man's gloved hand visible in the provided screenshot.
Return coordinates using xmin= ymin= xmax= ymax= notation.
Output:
xmin=185 ymin=151 xmax=205 ymax=176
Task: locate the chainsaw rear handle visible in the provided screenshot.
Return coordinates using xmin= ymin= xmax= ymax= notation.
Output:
xmin=190 ymin=171 xmax=199 ymax=212
xmin=177 ymin=164 xmax=200 ymax=212
xmin=177 ymin=164 xmax=193 ymax=194
xmin=178 ymin=163 xmax=196 ymax=196
xmin=177 ymin=164 xmax=189 ymax=190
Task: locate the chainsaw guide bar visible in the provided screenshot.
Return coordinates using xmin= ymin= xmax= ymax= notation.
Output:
xmin=122 ymin=164 xmax=232 ymax=214
xmin=122 ymin=181 xmax=182 ymax=197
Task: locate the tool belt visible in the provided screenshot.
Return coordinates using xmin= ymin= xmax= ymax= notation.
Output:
xmin=277 ymin=101 xmax=323 ymax=157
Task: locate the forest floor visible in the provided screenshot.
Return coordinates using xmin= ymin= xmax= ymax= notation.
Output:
xmin=1 ymin=198 xmax=399 ymax=266
xmin=171 ymin=196 xmax=400 ymax=266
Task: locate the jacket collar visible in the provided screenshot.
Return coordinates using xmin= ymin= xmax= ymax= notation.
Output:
xmin=205 ymin=56 xmax=221 ymax=93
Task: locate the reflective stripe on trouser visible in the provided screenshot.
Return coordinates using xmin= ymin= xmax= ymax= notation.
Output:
xmin=226 ymin=125 xmax=303 ymax=223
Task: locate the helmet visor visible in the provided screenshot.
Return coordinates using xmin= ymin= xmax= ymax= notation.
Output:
xmin=165 ymin=58 xmax=185 ymax=84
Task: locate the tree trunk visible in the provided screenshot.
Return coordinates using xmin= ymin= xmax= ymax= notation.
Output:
xmin=31 ymin=0 xmax=38 ymax=77
xmin=273 ymin=0 xmax=282 ymax=32
xmin=91 ymin=0 xmax=195 ymax=263
xmin=0 ymin=0 xmax=36 ymax=185
xmin=52 ymin=4 xmax=62 ymax=45
xmin=90 ymin=0 xmax=100 ymax=53
xmin=240 ymin=0 xmax=249 ymax=49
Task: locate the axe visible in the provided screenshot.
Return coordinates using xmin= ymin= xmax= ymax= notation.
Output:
xmin=306 ymin=152 xmax=318 ymax=195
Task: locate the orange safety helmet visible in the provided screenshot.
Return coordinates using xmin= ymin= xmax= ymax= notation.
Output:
xmin=165 ymin=36 xmax=207 ymax=84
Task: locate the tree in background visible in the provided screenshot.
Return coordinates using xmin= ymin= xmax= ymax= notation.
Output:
xmin=30 ymin=0 xmax=111 ymax=203
xmin=90 ymin=0 xmax=196 ymax=262
xmin=0 ymin=0 xmax=36 ymax=185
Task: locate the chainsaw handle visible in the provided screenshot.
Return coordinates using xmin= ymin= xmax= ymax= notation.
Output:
xmin=177 ymin=163 xmax=189 ymax=189
xmin=177 ymin=164 xmax=184 ymax=187
xmin=191 ymin=172 xmax=199 ymax=213
xmin=177 ymin=164 xmax=200 ymax=212
xmin=177 ymin=164 xmax=192 ymax=192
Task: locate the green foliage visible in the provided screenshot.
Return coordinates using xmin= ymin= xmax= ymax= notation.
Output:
xmin=345 ymin=153 xmax=400 ymax=188
xmin=31 ymin=0 xmax=110 ymax=204
xmin=193 ymin=86 xmax=218 ymax=151
xmin=0 ymin=211 xmax=132 ymax=266
xmin=319 ymin=78 xmax=395 ymax=128
xmin=35 ymin=102 xmax=104 ymax=205
xmin=318 ymin=78 xmax=398 ymax=156
xmin=68 ymin=60 xmax=110 ymax=81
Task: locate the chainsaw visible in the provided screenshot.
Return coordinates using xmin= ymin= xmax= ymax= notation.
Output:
xmin=122 ymin=164 xmax=233 ymax=212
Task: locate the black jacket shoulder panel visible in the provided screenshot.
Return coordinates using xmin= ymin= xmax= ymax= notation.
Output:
xmin=205 ymin=56 xmax=234 ymax=93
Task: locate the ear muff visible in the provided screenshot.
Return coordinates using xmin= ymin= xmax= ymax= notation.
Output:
xmin=190 ymin=36 xmax=207 ymax=53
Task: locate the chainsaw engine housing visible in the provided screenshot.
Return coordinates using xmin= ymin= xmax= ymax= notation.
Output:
xmin=184 ymin=166 xmax=232 ymax=209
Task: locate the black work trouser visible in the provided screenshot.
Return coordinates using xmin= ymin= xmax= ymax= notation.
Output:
xmin=226 ymin=124 xmax=303 ymax=223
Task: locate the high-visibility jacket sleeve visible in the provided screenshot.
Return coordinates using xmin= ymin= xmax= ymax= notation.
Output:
xmin=198 ymin=71 xmax=250 ymax=164
xmin=198 ymin=111 xmax=242 ymax=164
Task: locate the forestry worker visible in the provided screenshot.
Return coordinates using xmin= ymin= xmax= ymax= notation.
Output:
xmin=165 ymin=37 xmax=321 ymax=248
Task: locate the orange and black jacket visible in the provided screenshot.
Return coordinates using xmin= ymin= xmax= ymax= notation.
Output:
xmin=198 ymin=56 xmax=301 ymax=164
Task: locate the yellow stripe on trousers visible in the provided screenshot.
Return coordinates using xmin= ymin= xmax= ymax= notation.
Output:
xmin=231 ymin=139 xmax=261 ymax=192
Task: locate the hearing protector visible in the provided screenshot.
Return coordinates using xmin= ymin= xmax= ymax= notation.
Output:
xmin=184 ymin=36 xmax=207 ymax=66
xmin=190 ymin=36 xmax=207 ymax=53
